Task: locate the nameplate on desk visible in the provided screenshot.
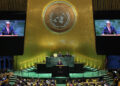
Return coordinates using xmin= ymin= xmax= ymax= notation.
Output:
xmin=101 ymin=34 xmax=120 ymax=36
xmin=56 ymin=65 xmax=64 ymax=66
xmin=0 ymin=35 xmax=18 ymax=37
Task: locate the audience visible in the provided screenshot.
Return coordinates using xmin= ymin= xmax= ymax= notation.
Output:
xmin=0 ymin=72 xmax=13 ymax=86
xmin=0 ymin=72 xmax=115 ymax=86
xmin=14 ymin=77 xmax=56 ymax=86
xmin=108 ymin=70 xmax=120 ymax=86
xmin=66 ymin=78 xmax=109 ymax=86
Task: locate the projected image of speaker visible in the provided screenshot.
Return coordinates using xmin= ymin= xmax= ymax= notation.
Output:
xmin=0 ymin=11 xmax=26 ymax=55
xmin=93 ymin=11 xmax=120 ymax=54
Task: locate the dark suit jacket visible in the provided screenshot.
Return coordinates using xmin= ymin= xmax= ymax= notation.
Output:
xmin=102 ymin=26 xmax=117 ymax=34
xmin=58 ymin=54 xmax=63 ymax=57
xmin=57 ymin=61 xmax=63 ymax=65
xmin=2 ymin=27 xmax=16 ymax=35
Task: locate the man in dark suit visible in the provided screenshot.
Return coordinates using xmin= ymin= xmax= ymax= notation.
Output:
xmin=58 ymin=51 xmax=63 ymax=57
xmin=1 ymin=21 xmax=16 ymax=35
xmin=102 ymin=21 xmax=117 ymax=35
xmin=57 ymin=60 xmax=63 ymax=65
xmin=64 ymin=52 xmax=72 ymax=57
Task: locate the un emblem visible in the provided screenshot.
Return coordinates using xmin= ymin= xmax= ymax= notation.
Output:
xmin=43 ymin=1 xmax=76 ymax=33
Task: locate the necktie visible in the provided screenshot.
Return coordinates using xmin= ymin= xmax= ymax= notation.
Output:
xmin=108 ymin=27 xmax=111 ymax=33
xmin=7 ymin=28 xmax=9 ymax=34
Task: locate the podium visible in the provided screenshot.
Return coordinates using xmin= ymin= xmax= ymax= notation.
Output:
xmin=52 ymin=65 xmax=69 ymax=77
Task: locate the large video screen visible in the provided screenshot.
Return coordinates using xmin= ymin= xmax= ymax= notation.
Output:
xmin=95 ymin=20 xmax=120 ymax=36
xmin=0 ymin=11 xmax=26 ymax=55
xmin=0 ymin=20 xmax=25 ymax=36
xmin=94 ymin=11 xmax=120 ymax=54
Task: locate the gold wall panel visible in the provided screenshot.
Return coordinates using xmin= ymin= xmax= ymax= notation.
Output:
xmin=93 ymin=0 xmax=120 ymax=11
xmin=0 ymin=0 xmax=27 ymax=11
xmin=15 ymin=0 xmax=105 ymax=70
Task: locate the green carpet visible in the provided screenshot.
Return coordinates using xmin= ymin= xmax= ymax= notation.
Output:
xmin=56 ymin=84 xmax=66 ymax=86
xmin=14 ymin=66 xmax=107 ymax=78
xmin=14 ymin=70 xmax=106 ymax=78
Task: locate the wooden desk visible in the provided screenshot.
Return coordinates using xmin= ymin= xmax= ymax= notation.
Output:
xmin=0 ymin=35 xmax=18 ymax=37
xmin=101 ymin=34 xmax=120 ymax=36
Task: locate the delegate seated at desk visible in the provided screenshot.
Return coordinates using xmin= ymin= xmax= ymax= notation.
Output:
xmin=52 ymin=52 xmax=63 ymax=57
xmin=52 ymin=52 xmax=72 ymax=58
xmin=57 ymin=51 xmax=63 ymax=57
xmin=64 ymin=52 xmax=72 ymax=57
